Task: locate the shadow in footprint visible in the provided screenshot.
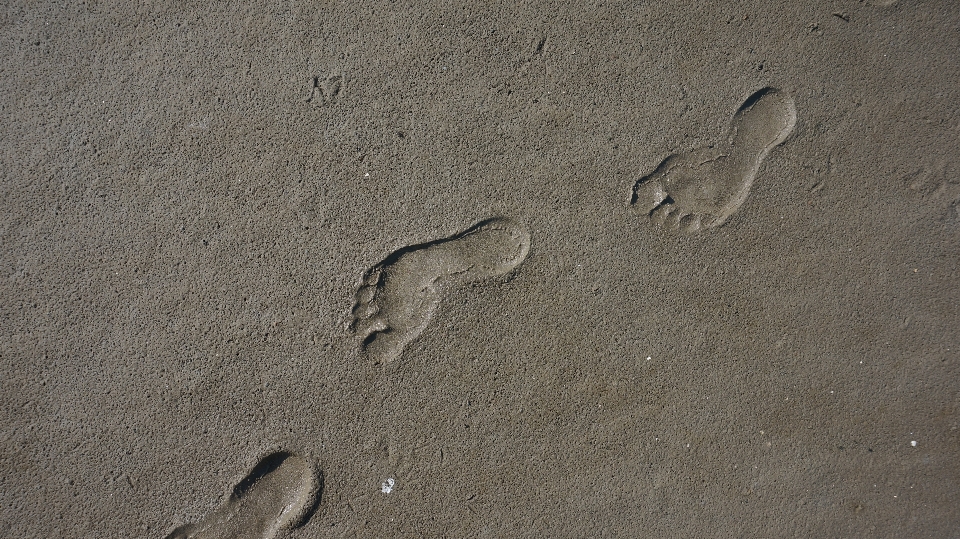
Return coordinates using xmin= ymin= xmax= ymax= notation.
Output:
xmin=166 ymin=451 xmax=322 ymax=539
xmin=348 ymin=217 xmax=531 ymax=364
xmin=632 ymin=87 xmax=797 ymax=232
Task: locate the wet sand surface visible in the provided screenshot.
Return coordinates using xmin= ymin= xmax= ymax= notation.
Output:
xmin=2 ymin=1 xmax=959 ymax=537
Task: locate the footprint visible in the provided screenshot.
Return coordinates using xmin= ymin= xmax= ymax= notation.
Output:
xmin=166 ymin=451 xmax=322 ymax=539
xmin=348 ymin=217 xmax=531 ymax=363
xmin=631 ymin=87 xmax=797 ymax=232
xmin=306 ymin=74 xmax=342 ymax=105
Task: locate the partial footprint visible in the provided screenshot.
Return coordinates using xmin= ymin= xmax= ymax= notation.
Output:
xmin=349 ymin=217 xmax=531 ymax=363
xmin=632 ymin=87 xmax=797 ymax=232
xmin=166 ymin=451 xmax=322 ymax=539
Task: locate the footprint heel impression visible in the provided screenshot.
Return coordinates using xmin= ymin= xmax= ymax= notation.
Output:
xmin=348 ymin=217 xmax=531 ymax=363
xmin=166 ymin=451 xmax=322 ymax=539
xmin=632 ymin=87 xmax=797 ymax=232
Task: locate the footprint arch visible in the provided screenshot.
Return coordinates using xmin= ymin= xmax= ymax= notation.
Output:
xmin=166 ymin=451 xmax=322 ymax=539
xmin=348 ymin=217 xmax=531 ymax=363
xmin=632 ymin=87 xmax=797 ymax=232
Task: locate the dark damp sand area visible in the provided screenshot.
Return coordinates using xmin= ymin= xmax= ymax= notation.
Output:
xmin=1 ymin=1 xmax=959 ymax=537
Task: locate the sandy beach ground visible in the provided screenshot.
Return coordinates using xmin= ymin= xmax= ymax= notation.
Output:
xmin=2 ymin=1 xmax=959 ymax=537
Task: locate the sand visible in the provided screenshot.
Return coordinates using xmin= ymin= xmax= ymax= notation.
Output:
xmin=2 ymin=1 xmax=959 ymax=537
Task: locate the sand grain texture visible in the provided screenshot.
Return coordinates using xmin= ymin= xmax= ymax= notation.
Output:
xmin=1 ymin=1 xmax=959 ymax=537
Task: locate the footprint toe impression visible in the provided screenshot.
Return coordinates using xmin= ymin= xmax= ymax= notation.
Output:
xmin=166 ymin=452 xmax=321 ymax=539
xmin=632 ymin=87 xmax=797 ymax=232
xmin=347 ymin=218 xmax=530 ymax=363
